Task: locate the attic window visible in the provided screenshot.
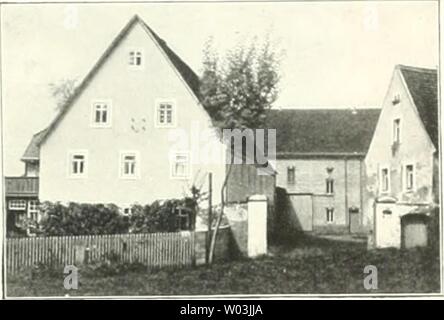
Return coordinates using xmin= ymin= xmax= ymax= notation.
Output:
xmin=392 ymin=94 xmax=401 ymax=105
xmin=129 ymin=49 xmax=143 ymax=67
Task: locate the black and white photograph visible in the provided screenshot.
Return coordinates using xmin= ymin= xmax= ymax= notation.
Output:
xmin=0 ymin=0 xmax=441 ymax=299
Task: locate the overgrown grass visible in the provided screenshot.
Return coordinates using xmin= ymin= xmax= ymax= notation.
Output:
xmin=7 ymin=240 xmax=440 ymax=297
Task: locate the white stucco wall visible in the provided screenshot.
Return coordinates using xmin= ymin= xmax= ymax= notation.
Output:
xmin=364 ymin=67 xmax=436 ymax=230
xmin=39 ymin=22 xmax=226 ymax=206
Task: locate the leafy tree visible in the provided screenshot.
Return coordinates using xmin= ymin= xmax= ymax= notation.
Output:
xmin=49 ymin=78 xmax=77 ymax=111
xmin=200 ymin=36 xmax=281 ymax=263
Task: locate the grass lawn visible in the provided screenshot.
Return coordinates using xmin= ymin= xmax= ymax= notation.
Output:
xmin=7 ymin=235 xmax=440 ymax=297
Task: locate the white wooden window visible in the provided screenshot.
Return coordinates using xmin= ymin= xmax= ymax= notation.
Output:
xmin=28 ymin=200 xmax=40 ymax=222
xmin=156 ymin=101 xmax=176 ymax=127
xmin=380 ymin=167 xmax=390 ymax=193
xmin=129 ymin=49 xmax=143 ymax=67
xmin=171 ymin=152 xmax=190 ymax=179
xmin=326 ymin=178 xmax=334 ymax=194
xmin=121 ymin=206 xmax=134 ymax=216
xmin=287 ymin=166 xmax=295 ymax=185
xmin=326 ymin=208 xmax=334 ymax=223
xmin=92 ymin=101 xmax=111 ymax=127
xmin=393 ymin=118 xmax=401 ymax=143
xmin=120 ymin=151 xmax=139 ymax=179
xmin=403 ymin=164 xmax=416 ymax=192
xmin=9 ymin=199 xmax=26 ymax=210
xmin=69 ymin=151 xmax=88 ymax=177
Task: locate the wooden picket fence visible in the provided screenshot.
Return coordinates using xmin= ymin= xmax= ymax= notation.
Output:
xmin=6 ymin=232 xmax=195 ymax=274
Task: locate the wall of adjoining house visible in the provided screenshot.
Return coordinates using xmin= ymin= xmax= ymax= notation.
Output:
xmin=39 ymin=22 xmax=227 ymax=206
xmin=364 ymin=69 xmax=436 ymax=233
xmin=275 ymin=157 xmax=365 ymax=233
xmin=226 ymin=164 xmax=275 ymax=206
xmin=226 ymin=163 xmax=276 ymax=235
xmin=25 ymin=162 xmax=39 ymax=177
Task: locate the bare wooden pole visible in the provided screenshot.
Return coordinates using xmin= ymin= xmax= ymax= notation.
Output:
xmin=206 ymin=173 xmax=213 ymax=264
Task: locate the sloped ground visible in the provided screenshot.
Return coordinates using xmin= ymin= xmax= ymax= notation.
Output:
xmin=7 ymin=233 xmax=440 ymax=297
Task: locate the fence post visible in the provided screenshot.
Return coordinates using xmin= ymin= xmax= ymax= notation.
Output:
xmin=74 ymin=240 xmax=87 ymax=266
xmin=247 ymin=195 xmax=268 ymax=258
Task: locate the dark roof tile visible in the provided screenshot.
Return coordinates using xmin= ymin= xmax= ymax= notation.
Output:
xmin=264 ymin=108 xmax=381 ymax=156
xmin=21 ymin=128 xmax=48 ymax=161
xmin=399 ymin=65 xmax=438 ymax=149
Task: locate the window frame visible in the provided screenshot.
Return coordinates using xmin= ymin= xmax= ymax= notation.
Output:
xmin=155 ymin=99 xmax=177 ymax=128
xmin=326 ymin=207 xmax=334 ymax=224
xmin=91 ymin=100 xmax=112 ymax=128
xmin=27 ymin=200 xmax=40 ymax=222
xmin=326 ymin=178 xmax=334 ymax=195
xmin=287 ymin=166 xmax=296 ymax=185
xmin=9 ymin=199 xmax=27 ymax=211
xmin=170 ymin=152 xmax=191 ymax=180
xmin=403 ymin=163 xmax=416 ymax=192
xmin=379 ymin=166 xmax=391 ymax=194
xmin=67 ymin=150 xmax=88 ymax=178
xmin=119 ymin=151 xmax=140 ymax=179
xmin=128 ymin=48 xmax=144 ymax=69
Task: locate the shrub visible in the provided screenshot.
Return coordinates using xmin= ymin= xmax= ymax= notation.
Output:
xmin=39 ymin=202 xmax=130 ymax=236
xmin=37 ymin=198 xmax=197 ymax=236
xmin=129 ymin=198 xmax=197 ymax=233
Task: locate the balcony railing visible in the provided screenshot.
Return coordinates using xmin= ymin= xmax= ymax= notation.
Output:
xmin=4 ymin=177 xmax=39 ymax=197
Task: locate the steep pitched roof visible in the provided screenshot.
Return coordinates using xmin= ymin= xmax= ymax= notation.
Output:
xmin=398 ymin=65 xmax=439 ymax=149
xmin=264 ymin=108 xmax=381 ymax=156
xmin=37 ymin=15 xmax=200 ymax=147
xmin=21 ymin=128 xmax=48 ymax=161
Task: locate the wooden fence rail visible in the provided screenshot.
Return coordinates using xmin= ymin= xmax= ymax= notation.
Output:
xmin=6 ymin=232 xmax=195 ymax=274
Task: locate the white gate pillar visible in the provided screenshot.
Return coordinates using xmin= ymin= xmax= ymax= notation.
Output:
xmin=247 ymin=195 xmax=268 ymax=257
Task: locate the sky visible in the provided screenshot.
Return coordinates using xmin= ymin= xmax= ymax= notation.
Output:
xmin=1 ymin=1 xmax=439 ymax=176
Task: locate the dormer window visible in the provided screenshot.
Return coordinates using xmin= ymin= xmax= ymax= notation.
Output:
xmin=91 ymin=101 xmax=111 ymax=127
xmin=129 ymin=49 xmax=143 ymax=68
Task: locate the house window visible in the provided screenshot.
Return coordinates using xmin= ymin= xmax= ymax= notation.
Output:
xmin=393 ymin=118 xmax=401 ymax=143
xmin=392 ymin=94 xmax=401 ymax=105
xmin=9 ymin=199 xmax=26 ymax=211
xmin=287 ymin=166 xmax=295 ymax=185
xmin=122 ymin=206 xmax=134 ymax=216
xmin=120 ymin=152 xmax=139 ymax=178
xmin=326 ymin=178 xmax=334 ymax=194
xmin=171 ymin=152 xmax=190 ymax=179
xmin=380 ymin=167 xmax=390 ymax=193
xmin=129 ymin=50 xmax=143 ymax=66
xmin=28 ymin=200 xmax=40 ymax=222
xmin=92 ymin=102 xmax=111 ymax=127
xmin=156 ymin=101 xmax=175 ymax=127
xmin=404 ymin=164 xmax=415 ymax=191
xmin=326 ymin=208 xmax=334 ymax=223
xmin=69 ymin=151 xmax=87 ymax=177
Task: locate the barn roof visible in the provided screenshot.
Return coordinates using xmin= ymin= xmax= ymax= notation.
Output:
xmin=398 ymin=65 xmax=439 ymax=149
xmin=264 ymin=108 xmax=381 ymax=157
